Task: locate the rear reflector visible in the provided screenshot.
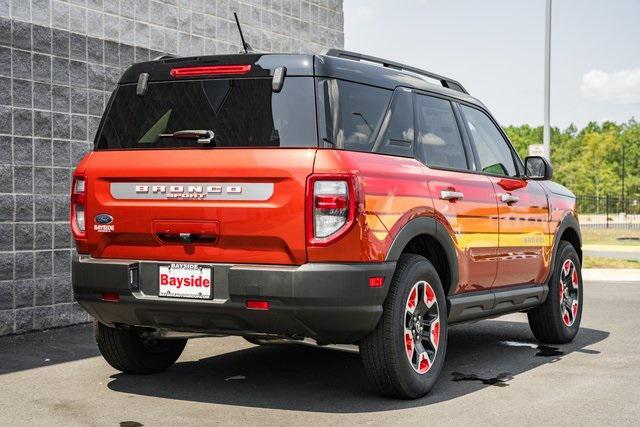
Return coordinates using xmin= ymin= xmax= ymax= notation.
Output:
xmin=170 ymin=64 xmax=252 ymax=77
xmin=369 ymin=276 xmax=385 ymax=288
xmin=102 ymin=292 xmax=120 ymax=302
xmin=246 ymin=300 xmax=270 ymax=310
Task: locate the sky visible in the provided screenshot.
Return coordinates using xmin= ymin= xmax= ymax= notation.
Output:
xmin=344 ymin=0 xmax=640 ymax=128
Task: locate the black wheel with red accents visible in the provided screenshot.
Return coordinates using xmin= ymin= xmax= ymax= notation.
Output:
xmin=528 ymin=241 xmax=583 ymax=344
xmin=559 ymin=258 xmax=580 ymax=327
xmin=403 ymin=280 xmax=441 ymax=375
xmin=360 ymin=254 xmax=447 ymax=399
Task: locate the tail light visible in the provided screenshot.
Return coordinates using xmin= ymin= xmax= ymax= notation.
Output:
xmin=70 ymin=174 xmax=87 ymax=239
xmin=306 ymin=175 xmax=357 ymax=247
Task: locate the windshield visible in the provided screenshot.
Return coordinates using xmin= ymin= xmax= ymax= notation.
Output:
xmin=95 ymin=77 xmax=317 ymax=149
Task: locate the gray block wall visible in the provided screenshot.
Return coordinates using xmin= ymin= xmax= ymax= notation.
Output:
xmin=0 ymin=0 xmax=344 ymax=336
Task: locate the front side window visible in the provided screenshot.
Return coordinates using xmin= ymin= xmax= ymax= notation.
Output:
xmin=459 ymin=105 xmax=517 ymax=176
xmin=317 ymin=78 xmax=391 ymax=152
xmin=96 ymin=77 xmax=317 ymax=150
xmin=415 ymin=94 xmax=468 ymax=170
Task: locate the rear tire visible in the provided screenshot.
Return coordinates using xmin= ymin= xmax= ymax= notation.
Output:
xmin=360 ymin=254 xmax=447 ymax=399
xmin=94 ymin=321 xmax=187 ymax=374
xmin=528 ymin=241 xmax=583 ymax=344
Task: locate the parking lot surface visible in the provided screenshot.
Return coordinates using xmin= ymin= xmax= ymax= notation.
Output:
xmin=1 ymin=278 xmax=638 ymax=426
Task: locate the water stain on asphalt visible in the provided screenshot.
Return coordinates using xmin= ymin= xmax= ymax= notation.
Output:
xmin=500 ymin=340 xmax=564 ymax=357
xmin=120 ymin=422 xmax=143 ymax=427
xmin=451 ymin=372 xmax=513 ymax=387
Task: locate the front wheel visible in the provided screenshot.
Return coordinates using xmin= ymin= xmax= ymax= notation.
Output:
xmin=528 ymin=241 xmax=583 ymax=344
xmin=360 ymin=254 xmax=447 ymax=399
xmin=94 ymin=321 xmax=187 ymax=374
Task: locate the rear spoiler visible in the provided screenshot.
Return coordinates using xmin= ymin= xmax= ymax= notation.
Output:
xmin=118 ymin=54 xmax=315 ymax=84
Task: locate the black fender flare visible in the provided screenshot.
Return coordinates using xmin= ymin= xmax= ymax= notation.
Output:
xmin=545 ymin=213 xmax=582 ymax=283
xmin=385 ymin=216 xmax=459 ymax=295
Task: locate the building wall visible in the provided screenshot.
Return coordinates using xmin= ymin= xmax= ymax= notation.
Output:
xmin=0 ymin=0 xmax=344 ymax=336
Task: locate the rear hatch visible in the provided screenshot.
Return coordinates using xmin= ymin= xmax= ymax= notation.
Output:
xmin=80 ymin=55 xmax=318 ymax=265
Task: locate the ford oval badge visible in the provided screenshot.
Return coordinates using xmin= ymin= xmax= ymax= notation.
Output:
xmin=95 ymin=214 xmax=113 ymax=225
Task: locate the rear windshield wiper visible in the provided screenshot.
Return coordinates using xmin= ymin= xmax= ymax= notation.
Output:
xmin=159 ymin=130 xmax=215 ymax=145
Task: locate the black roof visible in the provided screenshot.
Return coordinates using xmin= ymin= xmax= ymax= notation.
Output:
xmin=315 ymin=50 xmax=483 ymax=108
xmin=325 ymin=49 xmax=468 ymax=93
xmin=119 ymin=51 xmax=485 ymax=109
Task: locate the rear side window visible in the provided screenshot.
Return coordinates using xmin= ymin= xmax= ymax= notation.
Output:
xmin=317 ymin=79 xmax=391 ymax=152
xmin=459 ymin=105 xmax=517 ymax=176
xmin=415 ymin=94 xmax=468 ymax=170
xmin=374 ymin=89 xmax=415 ymax=157
xmin=95 ymin=77 xmax=317 ymax=150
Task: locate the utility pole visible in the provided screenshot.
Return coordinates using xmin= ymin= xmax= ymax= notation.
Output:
xmin=622 ymin=141 xmax=626 ymax=211
xmin=543 ymin=0 xmax=552 ymax=161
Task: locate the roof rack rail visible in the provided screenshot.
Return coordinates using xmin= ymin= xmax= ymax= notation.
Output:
xmin=324 ymin=49 xmax=468 ymax=94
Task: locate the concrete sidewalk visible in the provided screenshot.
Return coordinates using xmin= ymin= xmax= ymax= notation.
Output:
xmin=583 ymin=244 xmax=640 ymax=261
xmin=582 ymin=268 xmax=640 ymax=282
xmin=583 ymin=244 xmax=640 ymax=252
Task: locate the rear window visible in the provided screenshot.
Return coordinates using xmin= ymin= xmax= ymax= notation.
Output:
xmin=95 ymin=77 xmax=317 ymax=150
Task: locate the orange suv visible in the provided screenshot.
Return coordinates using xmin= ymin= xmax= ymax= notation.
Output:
xmin=72 ymin=50 xmax=583 ymax=398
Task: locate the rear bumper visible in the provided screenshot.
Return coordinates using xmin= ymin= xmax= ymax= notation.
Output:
xmin=73 ymin=255 xmax=396 ymax=344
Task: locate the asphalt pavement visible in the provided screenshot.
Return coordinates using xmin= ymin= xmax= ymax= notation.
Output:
xmin=0 ymin=278 xmax=638 ymax=426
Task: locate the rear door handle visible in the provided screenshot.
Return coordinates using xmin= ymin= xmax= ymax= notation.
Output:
xmin=440 ymin=190 xmax=464 ymax=201
xmin=500 ymin=193 xmax=519 ymax=204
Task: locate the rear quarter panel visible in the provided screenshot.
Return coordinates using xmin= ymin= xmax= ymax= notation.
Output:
xmin=309 ymin=150 xmax=434 ymax=262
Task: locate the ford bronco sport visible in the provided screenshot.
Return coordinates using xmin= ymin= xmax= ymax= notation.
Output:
xmin=72 ymin=49 xmax=583 ymax=399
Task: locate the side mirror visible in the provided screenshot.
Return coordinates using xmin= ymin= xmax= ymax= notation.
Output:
xmin=525 ymin=156 xmax=553 ymax=180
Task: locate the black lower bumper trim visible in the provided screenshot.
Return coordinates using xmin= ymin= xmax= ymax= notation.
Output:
xmin=73 ymin=256 xmax=396 ymax=344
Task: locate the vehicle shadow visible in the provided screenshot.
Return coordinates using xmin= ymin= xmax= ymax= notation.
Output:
xmin=107 ymin=319 xmax=609 ymax=413
xmin=0 ymin=324 xmax=98 ymax=375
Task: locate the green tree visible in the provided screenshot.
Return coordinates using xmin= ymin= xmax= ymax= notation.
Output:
xmin=503 ymin=119 xmax=639 ymax=199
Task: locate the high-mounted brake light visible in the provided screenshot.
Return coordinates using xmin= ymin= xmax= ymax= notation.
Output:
xmin=306 ymin=175 xmax=358 ymax=247
xmin=170 ymin=64 xmax=252 ymax=77
xmin=70 ymin=174 xmax=87 ymax=240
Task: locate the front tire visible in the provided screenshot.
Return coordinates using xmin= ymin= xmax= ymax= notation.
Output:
xmin=528 ymin=241 xmax=583 ymax=344
xmin=94 ymin=321 xmax=187 ymax=374
xmin=360 ymin=254 xmax=447 ymax=399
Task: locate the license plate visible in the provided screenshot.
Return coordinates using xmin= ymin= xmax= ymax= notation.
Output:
xmin=159 ymin=263 xmax=212 ymax=299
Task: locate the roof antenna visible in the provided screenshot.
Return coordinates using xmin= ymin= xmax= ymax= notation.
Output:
xmin=233 ymin=12 xmax=253 ymax=54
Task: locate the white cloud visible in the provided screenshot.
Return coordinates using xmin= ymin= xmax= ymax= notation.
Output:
xmin=580 ymin=69 xmax=640 ymax=104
